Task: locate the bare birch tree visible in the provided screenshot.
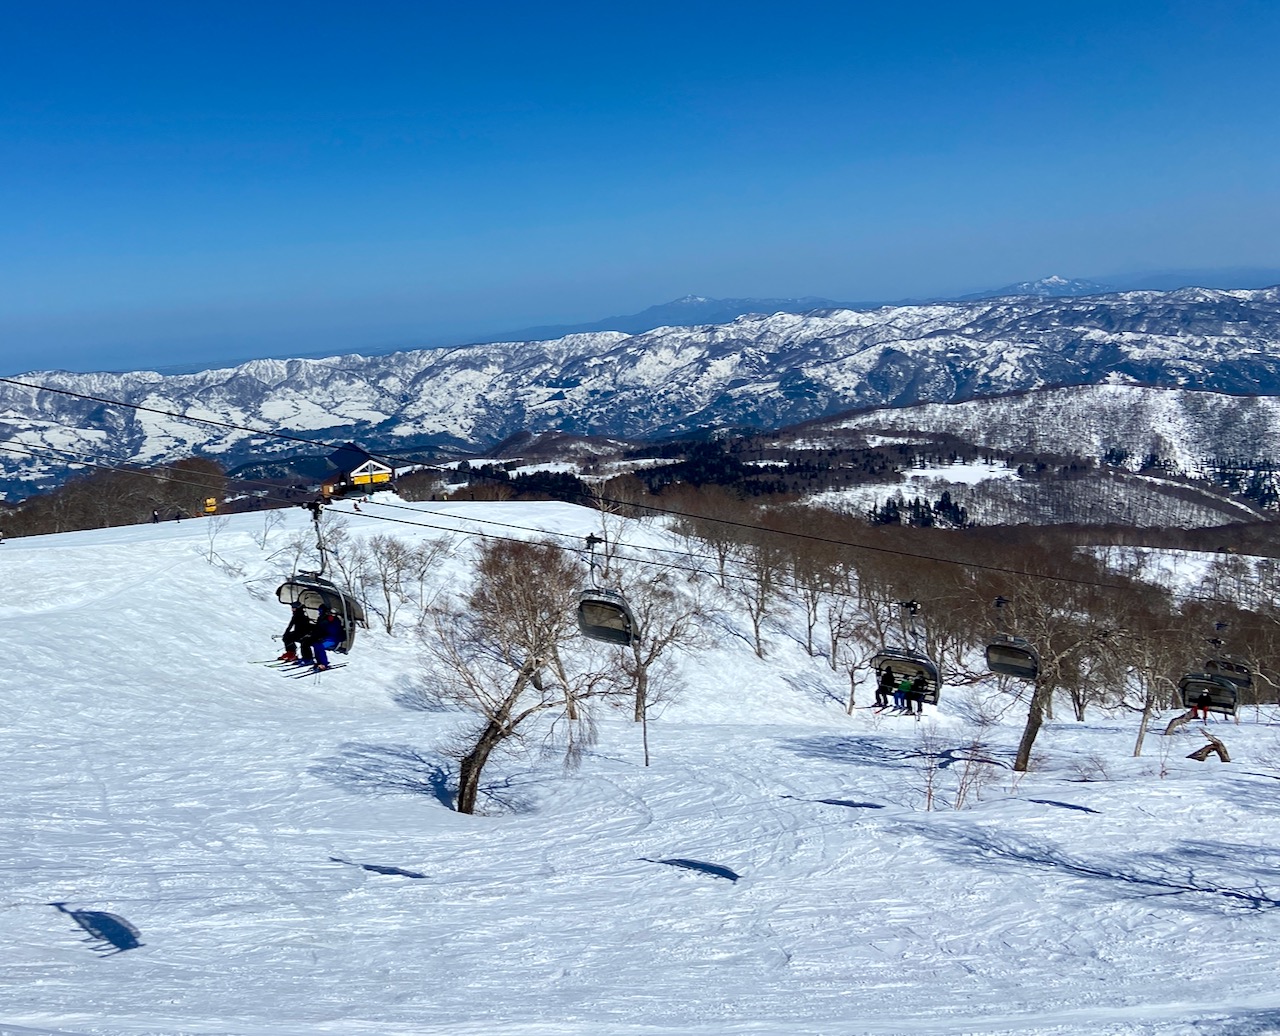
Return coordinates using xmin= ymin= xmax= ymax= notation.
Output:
xmin=421 ymin=538 xmax=620 ymax=815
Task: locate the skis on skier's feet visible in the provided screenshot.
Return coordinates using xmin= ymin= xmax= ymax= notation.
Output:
xmin=286 ymin=663 xmax=348 ymax=678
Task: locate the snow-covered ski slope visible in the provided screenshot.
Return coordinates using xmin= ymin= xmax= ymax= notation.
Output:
xmin=3 ymin=500 xmax=1279 ymax=1036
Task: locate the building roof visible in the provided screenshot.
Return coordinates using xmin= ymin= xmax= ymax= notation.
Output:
xmin=326 ymin=443 xmax=390 ymax=476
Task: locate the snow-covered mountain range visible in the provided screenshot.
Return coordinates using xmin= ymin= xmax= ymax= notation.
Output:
xmin=2 ymin=286 xmax=1280 ymax=492
xmin=804 ymin=385 xmax=1280 ymax=475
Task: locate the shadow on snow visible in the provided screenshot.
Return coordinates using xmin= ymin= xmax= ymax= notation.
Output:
xmin=329 ymin=856 xmax=429 ymax=879
xmin=932 ymin=829 xmax=1280 ymax=911
xmin=641 ymin=857 xmax=741 ymax=882
xmin=310 ymin=742 xmax=455 ymax=808
xmin=50 ymin=902 xmax=143 ymax=956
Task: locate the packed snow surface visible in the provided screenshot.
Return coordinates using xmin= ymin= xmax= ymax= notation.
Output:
xmin=3 ymin=501 xmax=1280 ymax=1035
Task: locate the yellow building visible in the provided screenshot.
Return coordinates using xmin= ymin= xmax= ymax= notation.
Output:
xmin=321 ymin=443 xmax=394 ymax=497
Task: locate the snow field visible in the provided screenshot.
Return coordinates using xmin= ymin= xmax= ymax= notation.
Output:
xmin=2 ymin=500 xmax=1279 ymax=1035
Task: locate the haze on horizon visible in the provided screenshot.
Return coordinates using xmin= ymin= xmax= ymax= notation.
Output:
xmin=2 ymin=1 xmax=1278 ymax=376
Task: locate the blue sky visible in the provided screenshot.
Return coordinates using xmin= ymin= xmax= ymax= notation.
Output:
xmin=2 ymin=1 xmax=1278 ymax=374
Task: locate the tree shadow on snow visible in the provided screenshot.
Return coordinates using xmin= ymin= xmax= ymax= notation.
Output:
xmin=783 ymin=734 xmax=1008 ymax=774
xmin=780 ymin=668 xmax=846 ymax=710
xmin=932 ymin=828 xmax=1280 ymax=912
xmin=1198 ymin=1008 xmax=1280 ymax=1035
xmin=780 ymin=793 xmax=885 ymax=810
xmin=473 ymin=773 xmax=541 ymax=816
xmin=390 ymin=682 xmax=454 ymax=713
xmin=310 ymin=742 xmax=454 ymax=808
xmin=781 ymin=734 xmax=918 ymax=770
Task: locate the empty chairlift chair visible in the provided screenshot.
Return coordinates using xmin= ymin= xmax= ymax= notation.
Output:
xmin=1202 ymin=656 xmax=1252 ymax=692
xmin=576 ymin=532 xmax=639 ymax=647
xmin=985 ymin=635 xmax=1040 ymax=681
xmin=577 ymin=587 xmax=638 ymax=647
xmin=1178 ymin=672 xmax=1239 ymax=718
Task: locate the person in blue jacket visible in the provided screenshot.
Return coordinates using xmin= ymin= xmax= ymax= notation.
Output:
xmin=306 ymin=605 xmax=346 ymax=670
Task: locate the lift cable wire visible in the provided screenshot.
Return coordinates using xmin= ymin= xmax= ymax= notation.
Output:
xmin=0 ymin=438 xmax=735 ymax=586
xmin=0 ymin=374 xmax=373 ymax=458
xmin=1 ymin=376 xmax=1269 ymax=608
xmin=9 ymin=434 xmax=1255 ymax=616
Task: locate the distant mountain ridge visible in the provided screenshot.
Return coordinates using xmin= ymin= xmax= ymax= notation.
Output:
xmin=955 ymin=275 xmax=1113 ymax=300
xmin=3 ymin=285 xmax=1280 ymax=498
xmin=482 ymin=269 xmax=1280 ymax=344
xmin=485 ymin=294 xmax=849 ymax=342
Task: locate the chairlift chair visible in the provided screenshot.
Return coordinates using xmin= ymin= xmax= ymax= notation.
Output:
xmin=1202 ymin=656 xmax=1252 ymax=691
xmin=985 ymin=635 xmax=1040 ymax=681
xmin=576 ymin=532 xmax=639 ymax=646
xmin=1177 ymin=672 xmax=1239 ymax=717
xmin=870 ymin=649 xmax=941 ymax=705
xmin=577 ymin=587 xmax=638 ymax=647
xmin=275 ymin=499 xmax=364 ymax=654
xmin=276 ymin=573 xmax=365 ymax=653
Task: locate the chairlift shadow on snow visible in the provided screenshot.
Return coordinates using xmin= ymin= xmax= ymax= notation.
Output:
xmin=328 ymin=856 xmax=429 ymax=880
xmin=49 ymin=902 xmax=143 ymax=956
xmin=1026 ymin=799 xmax=1101 ymax=814
xmin=309 ymin=742 xmax=455 ymax=809
xmin=780 ymin=794 xmax=886 ymax=810
xmin=642 ymin=857 xmax=741 ymax=882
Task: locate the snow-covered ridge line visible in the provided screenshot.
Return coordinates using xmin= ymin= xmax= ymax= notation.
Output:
xmin=2 ymin=287 xmax=1279 ymax=486
xmin=819 ymin=385 xmax=1280 ymax=472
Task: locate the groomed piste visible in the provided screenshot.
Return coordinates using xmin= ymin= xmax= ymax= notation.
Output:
xmin=3 ymin=498 xmax=1279 ymax=1036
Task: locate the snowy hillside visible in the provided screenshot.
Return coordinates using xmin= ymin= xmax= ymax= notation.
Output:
xmin=816 ymin=385 xmax=1280 ymax=473
xmin=3 ymin=286 xmax=1280 ymax=494
xmin=4 ymin=501 xmax=1280 ymax=1035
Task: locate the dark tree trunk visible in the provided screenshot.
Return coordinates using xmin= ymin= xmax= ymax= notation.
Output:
xmin=456 ymin=717 xmax=508 ymax=815
xmin=633 ymin=665 xmax=648 ymax=723
xmin=1187 ymin=731 xmax=1230 ymax=763
xmin=1013 ymin=678 xmax=1050 ymax=772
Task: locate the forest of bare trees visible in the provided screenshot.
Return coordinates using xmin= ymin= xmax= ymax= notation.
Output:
xmin=1 ymin=458 xmax=228 ymax=535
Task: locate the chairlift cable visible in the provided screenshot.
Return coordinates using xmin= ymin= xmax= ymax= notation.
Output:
xmin=4 ymin=435 xmax=1263 ymax=616
xmin=2 ymin=377 xmax=1273 ymax=610
xmin=0 ymin=438 xmax=309 ymax=503
xmin=0 ymin=374 xmax=381 ymax=459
